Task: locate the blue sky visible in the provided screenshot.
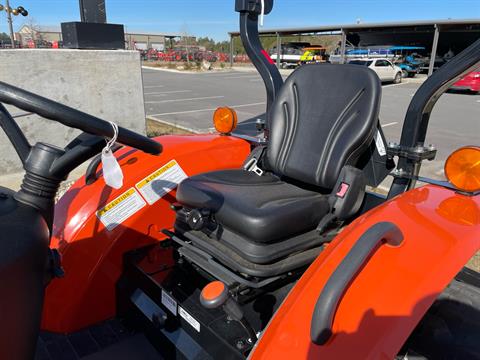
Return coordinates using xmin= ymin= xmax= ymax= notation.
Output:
xmin=1 ymin=0 xmax=479 ymax=41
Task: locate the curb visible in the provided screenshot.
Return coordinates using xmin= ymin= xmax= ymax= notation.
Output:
xmin=147 ymin=116 xmax=202 ymax=134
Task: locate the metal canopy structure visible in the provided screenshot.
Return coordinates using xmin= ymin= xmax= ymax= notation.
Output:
xmin=228 ymin=19 xmax=480 ymax=37
xmin=228 ymin=19 xmax=480 ymax=75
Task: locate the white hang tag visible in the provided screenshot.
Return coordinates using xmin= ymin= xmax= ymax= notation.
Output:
xmin=102 ymin=122 xmax=124 ymax=189
xmin=260 ymin=0 xmax=265 ymax=27
xmin=102 ymin=149 xmax=124 ymax=189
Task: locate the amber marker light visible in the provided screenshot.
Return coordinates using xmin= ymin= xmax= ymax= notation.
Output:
xmin=213 ymin=107 xmax=237 ymax=134
xmin=444 ymin=146 xmax=480 ymax=192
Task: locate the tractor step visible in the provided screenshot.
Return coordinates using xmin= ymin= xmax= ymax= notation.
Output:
xmin=35 ymin=319 xmax=159 ymax=360
xmin=116 ymin=243 xmax=297 ymax=360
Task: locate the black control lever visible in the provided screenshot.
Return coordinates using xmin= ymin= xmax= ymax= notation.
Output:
xmin=200 ymin=281 xmax=257 ymax=342
xmin=0 ymin=103 xmax=30 ymax=165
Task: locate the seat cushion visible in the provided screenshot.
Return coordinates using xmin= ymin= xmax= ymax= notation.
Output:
xmin=176 ymin=169 xmax=330 ymax=243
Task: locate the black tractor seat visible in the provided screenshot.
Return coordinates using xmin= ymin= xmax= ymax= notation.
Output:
xmin=173 ymin=63 xmax=383 ymax=276
xmin=176 ymin=169 xmax=330 ymax=243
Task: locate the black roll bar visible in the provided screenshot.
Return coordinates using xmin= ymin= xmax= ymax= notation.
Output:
xmin=388 ymin=38 xmax=480 ymax=198
xmin=310 ymin=222 xmax=404 ymax=345
xmin=235 ymin=0 xmax=283 ymax=123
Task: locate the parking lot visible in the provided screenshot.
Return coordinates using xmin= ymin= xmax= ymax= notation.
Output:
xmin=143 ymin=67 xmax=479 ymax=179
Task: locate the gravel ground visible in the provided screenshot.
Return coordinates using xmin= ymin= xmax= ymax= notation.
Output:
xmin=468 ymin=254 xmax=480 ymax=272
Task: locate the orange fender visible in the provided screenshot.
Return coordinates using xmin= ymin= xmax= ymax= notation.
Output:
xmin=42 ymin=134 xmax=250 ymax=333
xmin=251 ymin=185 xmax=480 ymax=359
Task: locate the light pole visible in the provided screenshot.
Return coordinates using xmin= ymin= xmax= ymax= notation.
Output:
xmin=0 ymin=0 xmax=28 ymax=48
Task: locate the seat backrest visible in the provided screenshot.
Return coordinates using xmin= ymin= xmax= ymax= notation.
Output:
xmin=266 ymin=63 xmax=381 ymax=190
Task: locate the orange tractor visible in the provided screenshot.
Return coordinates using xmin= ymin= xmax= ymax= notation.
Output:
xmin=0 ymin=0 xmax=478 ymax=359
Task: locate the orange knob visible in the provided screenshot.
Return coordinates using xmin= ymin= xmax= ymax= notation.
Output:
xmin=200 ymin=281 xmax=228 ymax=309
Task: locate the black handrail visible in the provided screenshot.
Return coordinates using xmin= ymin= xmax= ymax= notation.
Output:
xmin=310 ymin=222 xmax=404 ymax=345
xmin=388 ymin=38 xmax=480 ymax=198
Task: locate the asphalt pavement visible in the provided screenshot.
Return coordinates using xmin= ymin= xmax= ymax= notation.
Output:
xmin=143 ymin=66 xmax=479 ymax=179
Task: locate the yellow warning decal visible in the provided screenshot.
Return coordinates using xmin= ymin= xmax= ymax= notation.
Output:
xmin=135 ymin=159 xmax=188 ymax=205
xmin=136 ymin=160 xmax=177 ymax=189
xmin=96 ymin=188 xmax=146 ymax=231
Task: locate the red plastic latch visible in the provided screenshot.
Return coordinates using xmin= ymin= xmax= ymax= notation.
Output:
xmin=336 ymin=183 xmax=349 ymax=198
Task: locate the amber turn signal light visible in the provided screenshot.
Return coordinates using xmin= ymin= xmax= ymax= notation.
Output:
xmin=444 ymin=146 xmax=480 ymax=192
xmin=213 ymin=107 xmax=237 ymax=134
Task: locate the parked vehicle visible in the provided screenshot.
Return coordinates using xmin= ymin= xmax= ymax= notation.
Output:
xmin=451 ymin=69 xmax=480 ymax=93
xmin=216 ymin=52 xmax=230 ymax=63
xmin=299 ymin=46 xmax=329 ymax=65
xmin=349 ymin=58 xmax=403 ymax=83
xmin=330 ymin=45 xmax=394 ymax=63
xmin=194 ymin=50 xmax=218 ymax=63
xmin=396 ymin=61 xmax=420 ymax=78
xmin=146 ymin=48 xmax=160 ymax=61
xmin=330 ymin=45 xmax=427 ymax=71
xmin=391 ymin=47 xmax=426 ymax=77
xmin=234 ymin=53 xmax=251 ymax=63
xmin=0 ymin=1 xmax=478 ymax=359
xmin=270 ymin=42 xmax=310 ymax=68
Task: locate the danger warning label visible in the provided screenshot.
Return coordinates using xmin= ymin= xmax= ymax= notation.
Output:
xmin=96 ymin=188 xmax=146 ymax=231
xmin=136 ymin=160 xmax=187 ymax=205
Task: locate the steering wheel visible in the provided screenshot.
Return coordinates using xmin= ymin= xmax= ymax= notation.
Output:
xmin=0 ymin=81 xmax=161 ymax=154
xmin=0 ymin=81 xmax=162 ymax=179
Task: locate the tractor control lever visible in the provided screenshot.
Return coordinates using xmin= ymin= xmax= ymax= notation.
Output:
xmin=200 ymin=281 xmax=257 ymax=342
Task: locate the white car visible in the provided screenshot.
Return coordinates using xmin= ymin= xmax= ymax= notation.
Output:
xmin=348 ymin=58 xmax=403 ymax=83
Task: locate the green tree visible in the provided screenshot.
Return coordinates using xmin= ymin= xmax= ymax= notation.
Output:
xmin=196 ymin=36 xmax=216 ymax=50
xmin=0 ymin=32 xmax=11 ymax=43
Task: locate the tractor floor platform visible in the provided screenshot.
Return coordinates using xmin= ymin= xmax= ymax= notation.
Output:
xmin=35 ymin=319 xmax=161 ymax=360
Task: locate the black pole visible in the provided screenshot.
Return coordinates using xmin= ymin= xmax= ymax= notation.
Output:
xmin=236 ymin=0 xmax=283 ymax=126
xmin=78 ymin=0 xmax=106 ymax=23
xmin=5 ymin=0 xmax=15 ymax=48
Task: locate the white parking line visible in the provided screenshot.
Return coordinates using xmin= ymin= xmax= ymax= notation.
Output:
xmin=149 ymin=102 xmax=266 ymax=116
xmin=143 ymin=85 xmax=165 ymax=89
xmin=382 ymin=122 xmax=398 ymax=128
xmin=222 ymin=75 xmax=260 ymax=79
xmin=145 ymin=95 xmax=225 ymax=104
xmin=202 ymin=72 xmax=242 ymax=76
xmin=383 ymin=83 xmax=407 ymax=88
xmin=144 ymin=90 xmax=192 ymax=95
